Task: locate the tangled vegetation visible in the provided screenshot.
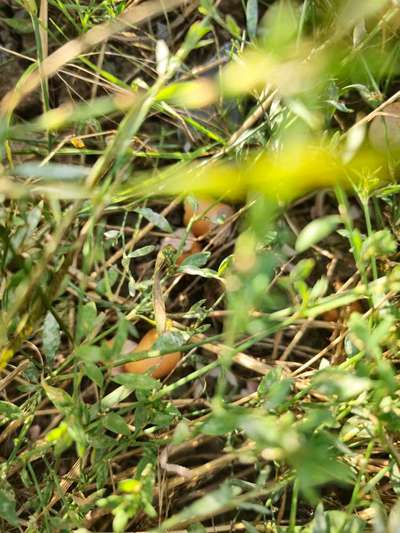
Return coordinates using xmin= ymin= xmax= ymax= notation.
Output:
xmin=2 ymin=0 xmax=400 ymax=531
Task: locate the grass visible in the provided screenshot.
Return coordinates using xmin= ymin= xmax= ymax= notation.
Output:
xmin=2 ymin=0 xmax=400 ymax=531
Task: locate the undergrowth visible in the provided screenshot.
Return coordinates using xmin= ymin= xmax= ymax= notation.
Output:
xmin=1 ymin=0 xmax=400 ymax=531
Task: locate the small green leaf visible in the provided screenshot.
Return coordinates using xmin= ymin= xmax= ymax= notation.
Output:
xmin=84 ymin=363 xmax=104 ymax=388
xmin=172 ymin=421 xmax=191 ymax=445
xmin=153 ymin=330 xmax=189 ymax=351
xmin=246 ymin=0 xmax=258 ymax=40
xmin=96 ymin=267 xmax=119 ymax=295
xmin=0 ymin=486 xmax=18 ymax=526
xmin=312 ymin=502 xmax=328 ymax=533
xmin=112 ymin=373 xmax=160 ymax=390
xmin=1 ymin=16 xmax=33 ymax=34
xmin=201 ymin=409 xmax=244 ymax=435
xmin=349 ymin=313 xmax=394 ymax=358
xmin=327 ymin=99 xmax=354 ymax=113
xmin=75 ymin=345 xmax=103 ymax=363
xmin=0 ymin=401 xmax=21 ymax=421
xmin=177 ymin=265 xmax=220 ymax=279
xmin=217 ymin=254 xmax=233 ymax=276
xmin=179 ymin=251 xmax=210 ymax=268
xmin=199 ymin=0 xmax=213 ymax=14
xmin=109 ymin=319 xmax=129 ymax=359
xmin=46 ymin=421 xmax=68 ymax=443
xmin=314 ymin=370 xmax=370 ymax=401
xmin=258 ymin=367 xmax=282 ymax=397
xmin=295 ymin=215 xmax=341 ymax=253
xmin=21 ymin=0 xmax=37 ymax=15
xmin=119 ymin=479 xmax=142 ymax=493
xmin=113 ymin=509 xmax=129 ymax=533
xmin=263 ymin=379 xmax=293 ymax=411
xmin=181 ymin=19 xmax=211 ymax=51
xmin=27 ymin=205 xmax=42 ymax=235
xmin=100 ymin=385 xmax=133 ymax=410
xmin=14 ymin=162 xmax=89 ymax=180
xmin=308 ymin=509 xmax=365 ymax=532
xmin=159 ymin=482 xmax=241 ymax=530
xmin=68 ymin=420 xmax=89 ymax=457
xmin=226 ymin=15 xmax=241 ymax=38
xmin=309 ymin=276 xmax=328 ymax=301
xmin=104 ymin=229 xmax=120 ymax=240
xmin=102 ymin=413 xmax=130 ymax=436
xmin=127 ymin=245 xmax=156 ymax=259
xmin=42 ymin=312 xmax=60 ymax=365
xmin=42 ymin=383 xmax=73 ymax=411
xmin=76 ymin=302 xmax=97 ymax=343
xmin=135 ymin=207 xmax=172 ymax=232
xmin=361 ymin=229 xmax=397 ymax=259
xmin=289 ymin=258 xmax=315 ymax=282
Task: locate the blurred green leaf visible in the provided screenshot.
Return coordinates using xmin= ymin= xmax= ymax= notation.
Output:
xmin=75 ymin=345 xmax=103 ymax=363
xmin=97 ymin=267 xmax=119 ymax=295
xmin=226 ymin=15 xmax=241 ymax=39
xmin=0 ymin=401 xmax=21 ymax=421
xmin=42 ymin=312 xmax=60 ymax=365
xmin=0 ymin=486 xmax=18 ymax=526
xmin=293 ymin=433 xmax=354 ymax=498
xmin=153 ymin=329 xmax=189 ymax=351
xmin=246 ymin=0 xmax=258 ymax=40
xmin=290 ymin=258 xmax=315 ymax=282
xmin=306 ymin=504 xmax=365 ymax=533
xmin=75 ymin=302 xmax=97 ymax=344
xmin=178 ymin=265 xmax=220 ymax=279
xmin=309 ymin=277 xmax=329 ymax=301
xmin=112 ymin=373 xmax=160 ymax=391
xmin=263 ymin=379 xmax=293 ymax=412
xmin=42 ymin=383 xmax=73 ymax=412
xmin=361 ymin=229 xmax=397 ymax=259
xmin=0 ymin=16 xmax=32 ymax=33
xmin=100 ymin=386 xmax=133 ymax=410
xmin=84 ymin=363 xmax=104 ymax=388
xmin=217 ymin=254 xmax=233 ymax=276
xmin=14 ymin=163 xmax=89 ymax=180
xmin=349 ymin=313 xmax=394 ymax=358
xmin=126 ymin=245 xmax=156 ymax=259
xmin=135 ymin=207 xmax=172 ymax=233
xmin=201 ymin=408 xmax=245 ymax=435
xmin=159 ymin=482 xmax=242 ymax=531
xmin=179 ymin=251 xmax=210 ymax=268
xmin=313 ymin=370 xmax=370 ymax=401
xmin=102 ymin=413 xmax=130 ymax=436
xmin=295 ymin=215 xmax=341 ymax=253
